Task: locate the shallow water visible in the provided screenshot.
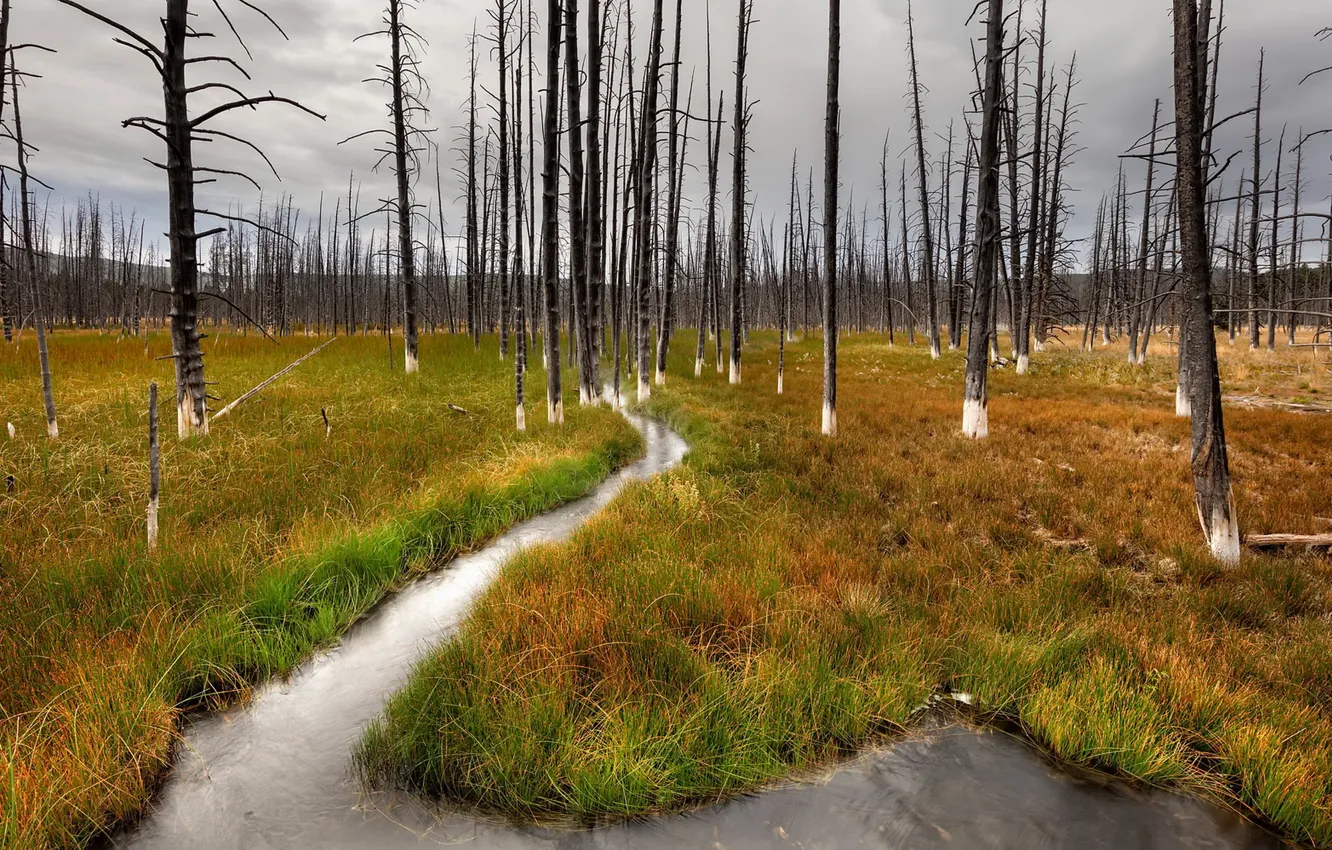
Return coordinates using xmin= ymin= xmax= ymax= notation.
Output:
xmin=108 ymin=413 xmax=1285 ymax=850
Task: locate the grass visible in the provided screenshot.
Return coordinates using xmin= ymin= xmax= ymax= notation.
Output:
xmin=0 ymin=329 xmax=641 ymax=849
xmin=357 ymin=329 xmax=1332 ymax=846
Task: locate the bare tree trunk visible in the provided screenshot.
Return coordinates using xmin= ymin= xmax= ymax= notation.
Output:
xmin=467 ymin=31 xmax=481 ymax=350
xmin=634 ymin=0 xmax=665 ymax=401
xmin=1247 ymin=52 xmax=1264 ymax=351
xmin=1174 ymin=0 xmax=1240 ymax=564
xmin=0 ymin=0 xmax=10 ymax=344
xmin=728 ymin=0 xmax=752 ymax=385
xmin=1130 ymin=99 xmax=1161 ymax=365
xmin=1267 ymin=125 xmax=1285 ymax=353
xmin=654 ymin=0 xmax=684 ymax=385
xmin=389 ymin=0 xmax=421 ymax=374
xmin=163 ymin=1 xmax=207 ymax=438
xmin=963 ymin=0 xmax=1004 ymax=440
xmin=822 ymin=0 xmax=841 ymax=436
xmin=696 ymin=10 xmax=719 ymax=379
xmin=906 ymin=0 xmax=940 ymax=359
xmin=12 ymin=58 xmax=58 ymax=438
xmin=585 ymin=0 xmax=607 ymax=400
xmin=565 ymin=0 xmax=597 ymax=404
xmin=542 ymin=0 xmax=564 ymax=423
xmin=513 ymin=17 xmax=528 ymax=431
xmin=148 ymin=381 xmax=160 ymax=550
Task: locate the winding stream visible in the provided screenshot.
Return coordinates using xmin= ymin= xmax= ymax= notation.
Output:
xmin=108 ymin=413 xmax=1284 ymax=849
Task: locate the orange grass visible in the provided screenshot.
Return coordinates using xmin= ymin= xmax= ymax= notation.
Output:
xmin=360 ymin=329 xmax=1332 ymax=846
xmin=0 ymin=330 xmax=640 ymax=848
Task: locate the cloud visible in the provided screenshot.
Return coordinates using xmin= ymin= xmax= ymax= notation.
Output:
xmin=9 ymin=0 xmax=1331 ymax=269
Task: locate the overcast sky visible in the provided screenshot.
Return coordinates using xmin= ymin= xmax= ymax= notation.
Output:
xmin=10 ymin=0 xmax=1332 ymax=267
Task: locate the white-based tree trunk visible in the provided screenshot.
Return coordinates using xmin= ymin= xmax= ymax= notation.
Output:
xmin=729 ymin=359 xmax=741 ymax=385
xmin=1016 ymin=353 xmax=1030 ymax=375
xmin=177 ymin=396 xmax=207 ymax=440
xmin=1203 ymin=494 xmax=1242 ymax=566
xmin=404 ymin=349 xmax=419 ymax=375
xmin=6 ymin=422 xmax=13 ymax=440
xmin=148 ymin=381 xmax=160 ymax=552
xmin=1175 ymin=381 xmax=1192 ymax=417
xmin=822 ymin=400 xmax=837 ymax=437
xmin=638 ymin=372 xmax=652 ymax=402
xmin=963 ymin=397 xmax=989 ymax=440
xmin=516 ymin=404 xmax=527 ymax=433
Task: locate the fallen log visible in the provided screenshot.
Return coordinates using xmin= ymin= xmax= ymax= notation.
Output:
xmin=213 ymin=338 xmax=339 ymax=422
xmin=1245 ymin=534 xmax=1332 ymax=552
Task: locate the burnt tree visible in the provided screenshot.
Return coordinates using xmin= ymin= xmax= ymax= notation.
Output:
xmin=1174 ymin=0 xmax=1241 ymax=563
xmin=54 ymin=0 xmax=323 ymax=438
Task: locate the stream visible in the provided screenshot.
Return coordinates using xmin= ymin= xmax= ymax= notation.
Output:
xmin=107 ymin=413 xmax=1285 ymax=849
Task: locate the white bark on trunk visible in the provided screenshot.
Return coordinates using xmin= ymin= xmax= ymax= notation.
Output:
xmin=637 ymin=372 xmax=651 ymax=403
xmin=729 ymin=359 xmax=741 ymax=385
xmin=404 ymin=349 xmax=419 ymax=375
xmin=822 ymin=400 xmax=837 ymax=437
xmin=1175 ymin=382 xmax=1192 ymax=417
xmin=1205 ymin=493 xmax=1242 ymax=565
xmin=778 ymin=373 xmax=784 ymax=395
xmin=147 ymin=498 xmax=159 ymax=551
xmin=516 ymin=404 xmax=527 ymax=432
xmin=177 ymin=397 xmax=207 ymax=440
xmin=7 ymin=422 xmax=14 ymax=440
xmin=962 ymin=397 xmax=989 ymax=440
xmin=1016 ymin=353 xmax=1030 ymax=375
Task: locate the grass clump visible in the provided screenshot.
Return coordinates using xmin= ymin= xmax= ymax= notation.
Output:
xmin=0 ymin=331 xmax=640 ymax=849
xmin=359 ymin=331 xmax=1332 ymax=846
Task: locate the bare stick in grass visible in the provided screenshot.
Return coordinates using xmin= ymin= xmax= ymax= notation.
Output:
xmin=148 ymin=382 xmax=160 ymax=551
xmin=212 ymin=338 xmax=338 ymax=421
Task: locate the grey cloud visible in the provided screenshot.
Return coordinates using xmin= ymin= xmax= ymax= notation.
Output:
xmin=9 ymin=0 xmax=1332 ymax=267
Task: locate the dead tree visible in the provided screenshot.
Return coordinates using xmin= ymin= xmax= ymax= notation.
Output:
xmin=10 ymin=50 xmax=57 ymax=438
xmin=466 ymin=28 xmax=481 ymax=349
xmin=54 ymin=0 xmax=324 ymax=438
xmin=1247 ymin=52 xmax=1264 ymax=351
xmin=148 ymin=381 xmax=160 ymax=550
xmin=728 ymin=0 xmax=753 ymax=385
xmin=906 ymin=0 xmax=941 ymax=359
xmin=564 ymin=0 xmax=596 ymax=404
xmin=0 ymin=0 xmax=10 ymax=344
xmin=1129 ymin=99 xmax=1161 ymax=365
xmin=1174 ymin=0 xmax=1241 ymax=563
xmin=654 ymin=0 xmax=685 ymax=385
xmin=585 ymin=0 xmax=607 ymax=399
xmin=697 ymin=7 xmax=724 ymax=379
xmin=880 ymin=134 xmax=896 ymax=346
xmin=540 ymin=0 xmax=563 ymax=423
xmin=342 ymin=0 xmax=432 ymax=374
xmin=633 ymin=0 xmax=665 ymax=401
xmin=963 ymin=0 xmax=1004 ymax=440
xmin=822 ymin=0 xmax=841 ymax=436
xmin=512 ymin=6 xmax=528 ymax=430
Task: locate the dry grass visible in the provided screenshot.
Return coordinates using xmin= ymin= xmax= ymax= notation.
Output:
xmin=0 ymin=330 xmax=640 ymax=849
xmin=360 ymin=329 xmax=1332 ymax=846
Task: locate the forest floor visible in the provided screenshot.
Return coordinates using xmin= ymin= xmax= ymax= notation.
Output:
xmin=359 ymin=329 xmax=1332 ymax=847
xmin=0 ymin=331 xmax=641 ymax=849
